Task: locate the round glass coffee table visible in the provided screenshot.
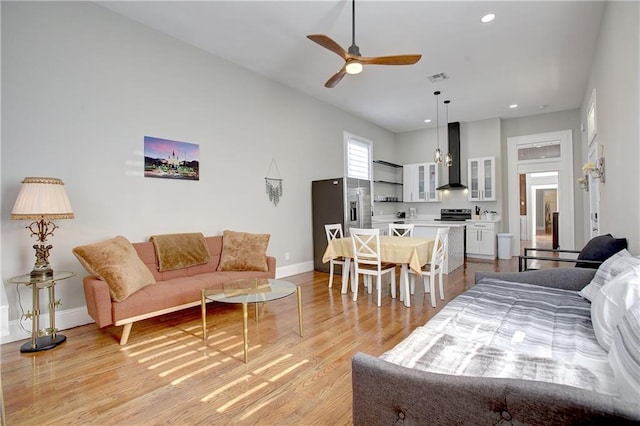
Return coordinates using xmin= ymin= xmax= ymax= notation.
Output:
xmin=201 ymin=278 xmax=302 ymax=363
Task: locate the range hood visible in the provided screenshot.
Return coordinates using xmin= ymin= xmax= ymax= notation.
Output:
xmin=437 ymin=121 xmax=467 ymax=190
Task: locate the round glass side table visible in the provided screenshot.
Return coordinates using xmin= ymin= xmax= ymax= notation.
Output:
xmin=8 ymin=271 xmax=75 ymax=353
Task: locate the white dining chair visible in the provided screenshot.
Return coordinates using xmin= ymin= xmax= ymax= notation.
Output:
xmin=325 ymin=224 xmax=349 ymax=289
xmin=388 ymin=222 xmax=414 ymax=301
xmin=349 ymin=228 xmax=397 ymax=307
xmin=388 ymin=223 xmax=414 ymax=237
xmin=409 ymin=227 xmax=449 ymax=307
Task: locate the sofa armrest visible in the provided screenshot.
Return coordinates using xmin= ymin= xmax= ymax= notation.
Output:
xmin=352 ymin=352 xmax=640 ymax=425
xmin=82 ymin=276 xmax=114 ymax=327
xmin=266 ymin=255 xmax=276 ymax=278
xmin=475 ymin=268 xmax=596 ymax=291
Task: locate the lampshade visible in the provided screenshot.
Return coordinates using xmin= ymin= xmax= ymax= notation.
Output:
xmin=11 ymin=177 xmax=74 ymax=220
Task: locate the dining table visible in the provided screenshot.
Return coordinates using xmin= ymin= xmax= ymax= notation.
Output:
xmin=322 ymin=235 xmax=435 ymax=307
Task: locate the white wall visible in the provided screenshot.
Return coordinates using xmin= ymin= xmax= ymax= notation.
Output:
xmin=0 ymin=2 xmax=395 ymax=341
xmin=580 ymin=1 xmax=640 ymax=254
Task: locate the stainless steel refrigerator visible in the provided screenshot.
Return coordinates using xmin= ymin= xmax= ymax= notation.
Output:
xmin=312 ymin=177 xmax=372 ymax=273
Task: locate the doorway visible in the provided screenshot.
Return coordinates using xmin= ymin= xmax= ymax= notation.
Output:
xmin=508 ymin=130 xmax=575 ymax=256
xmin=527 ymin=172 xmax=558 ymax=248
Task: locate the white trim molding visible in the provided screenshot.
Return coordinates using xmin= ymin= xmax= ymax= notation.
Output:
xmin=507 ymin=130 xmax=575 ymax=255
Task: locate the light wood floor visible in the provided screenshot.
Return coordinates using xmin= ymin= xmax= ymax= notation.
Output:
xmin=2 ymin=257 xmax=523 ymax=425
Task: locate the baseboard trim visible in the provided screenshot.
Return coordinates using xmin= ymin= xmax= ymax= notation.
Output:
xmin=0 ymin=306 xmax=94 ymax=344
xmin=276 ymin=261 xmax=314 ymax=278
xmin=0 ymin=304 xmax=9 ymax=337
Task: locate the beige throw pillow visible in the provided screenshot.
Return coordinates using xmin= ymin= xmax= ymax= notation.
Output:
xmin=72 ymin=235 xmax=156 ymax=302
xmin=217 ymin=230 xmax=270 ymax=272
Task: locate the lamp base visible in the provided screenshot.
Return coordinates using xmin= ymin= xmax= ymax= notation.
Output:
xmin=20 ymin=334 xmax=66 ymax=353
xmin=30 ymin=268 xmax=54 ymax=280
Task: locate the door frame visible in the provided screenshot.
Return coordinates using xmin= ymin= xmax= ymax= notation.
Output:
xmin=587 ymin=142 xmax=601 ymax=238
xmin=507 ymin=130 xmax=575 ymax=255
xmin=530 ymin=184 xmax=558 ymax=238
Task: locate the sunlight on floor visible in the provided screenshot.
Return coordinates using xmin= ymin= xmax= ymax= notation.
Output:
xmin=171 ymin=360 xmax=222 ymax=385
xmin=201 ymin=375 xmax=252 ymax=402
xmin=120 ymin=321 xmax=309 ymax=418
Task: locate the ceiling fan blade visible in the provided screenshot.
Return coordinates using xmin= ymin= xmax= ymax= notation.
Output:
xmin=325 ymin=66 xmax=347 ymax=88
xmin=361 ymin=54 xmax=422 ymax=66
xmin=307 ymin=34 xmax=349 ymax=59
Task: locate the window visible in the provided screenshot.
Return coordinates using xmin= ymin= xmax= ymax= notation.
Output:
xmin=517 ymin=141 xmax=561 ymax=161
xmin=344 ymin=132 xmax=372 ymax=180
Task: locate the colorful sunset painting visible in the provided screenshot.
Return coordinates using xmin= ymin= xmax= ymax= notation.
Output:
xmin=144 ymin=136 xmax=200 ymax=180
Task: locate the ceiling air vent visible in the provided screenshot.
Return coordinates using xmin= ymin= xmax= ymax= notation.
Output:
xmin=428 ymin=73 xmax=448 ymax=83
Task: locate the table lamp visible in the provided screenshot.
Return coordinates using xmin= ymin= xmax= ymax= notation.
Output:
xmin=11 ymin=177 xmax=74 ymax=279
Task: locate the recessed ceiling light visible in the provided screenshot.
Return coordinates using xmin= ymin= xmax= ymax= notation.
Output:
xmin=539 ymin=104 xmax=549 ymax=109
xmin=424 ymin=119 xmax=432 ymax=123
xmin=481 ymin=13 xmax=495 ymax=23
xmin=509 ymin=104 xmax=519 ymax=109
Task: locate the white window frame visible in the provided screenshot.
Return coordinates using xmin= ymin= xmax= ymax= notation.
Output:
xmin=344 ymin=132 xmax=372 ymax=180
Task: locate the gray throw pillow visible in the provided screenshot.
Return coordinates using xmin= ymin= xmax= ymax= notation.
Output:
xmin=576 ymin=234 xmax=627 ymax=269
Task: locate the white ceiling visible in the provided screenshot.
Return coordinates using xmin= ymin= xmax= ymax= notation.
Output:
xmin=97 ymin=1 xmax=605 ymax=133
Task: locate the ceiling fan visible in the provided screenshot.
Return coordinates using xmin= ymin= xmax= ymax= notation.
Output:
xmin=307 ymin=0 xmax=422 ymax=88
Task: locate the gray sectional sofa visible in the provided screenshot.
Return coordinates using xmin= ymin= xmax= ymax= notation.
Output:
xmin=352 ymin=268 xmax=640 ymax=424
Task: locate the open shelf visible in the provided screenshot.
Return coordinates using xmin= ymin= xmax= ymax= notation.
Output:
xmin=373 ymin=160 xmax=402 ymax=168
xmin=374 ymin=180 xmax=402 ymax=185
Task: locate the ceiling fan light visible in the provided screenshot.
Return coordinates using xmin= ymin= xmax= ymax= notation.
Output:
xmin=345 ymin=61 xmax=363 ymax=75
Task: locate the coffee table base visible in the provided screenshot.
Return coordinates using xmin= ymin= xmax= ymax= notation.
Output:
xmin=202 ymin=285 xmax=303 ymax=363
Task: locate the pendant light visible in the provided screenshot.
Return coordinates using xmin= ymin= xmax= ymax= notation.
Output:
xmin=433 ymin=91 xmax=443 ymax=164
xmin=444 ymin=99 xmax=453 ymax=167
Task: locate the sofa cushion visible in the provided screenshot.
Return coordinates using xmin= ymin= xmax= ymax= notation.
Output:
xmin=217 ymin=230 xmax=270 ymax=272
xmin=591 ymin=265 xmax=640 ymax=351
xmin=73 ymin=235 xmax=156 ymax=302
xmin=576 ymin=234 xmax=627 ymax=269
xmin=580 ymin=249 xmax=640 ymax=301
xmin=608 ymin=301 xmax=640 ymax=404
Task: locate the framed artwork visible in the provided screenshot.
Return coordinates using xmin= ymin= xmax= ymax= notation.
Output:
xmin=144 ymin=136 xmax=200 ymax=180
xmin=587 ymin=89 xmax=597 ymax=145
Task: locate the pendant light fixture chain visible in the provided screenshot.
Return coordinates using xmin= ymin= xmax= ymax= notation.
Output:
xmin=352 ymin=0 xmax=356 ymax=47
xmin=444 ymin=99 xmax=453 ymax=167
xmin=433 ymin=91 xmax=443 ymax=164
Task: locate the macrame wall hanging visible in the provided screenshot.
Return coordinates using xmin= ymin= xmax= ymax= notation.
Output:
xmin=265 ymin=158 xmax=283 ymax=207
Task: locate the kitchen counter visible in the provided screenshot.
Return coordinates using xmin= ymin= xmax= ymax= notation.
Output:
xmin=468 ymin=217 xmax=502 ymax=223
xmin=407 ymin=220 xmax=467 ymax=227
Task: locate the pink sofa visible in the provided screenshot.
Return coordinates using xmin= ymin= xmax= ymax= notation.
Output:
xmin=82 ymin=235 xmax=276 ymax=345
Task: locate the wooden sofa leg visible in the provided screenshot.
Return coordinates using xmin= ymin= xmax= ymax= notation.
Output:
xmin=120 ymin=323 xmax=133 ymax=345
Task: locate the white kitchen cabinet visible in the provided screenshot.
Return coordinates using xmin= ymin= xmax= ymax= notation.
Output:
xmin=403 ymin=163 xmax=439 ymax=202
xmin=466 ymin=221 xmax=497 ymax=259
xmin=468 ymin=157 xmax=496 ymax=201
